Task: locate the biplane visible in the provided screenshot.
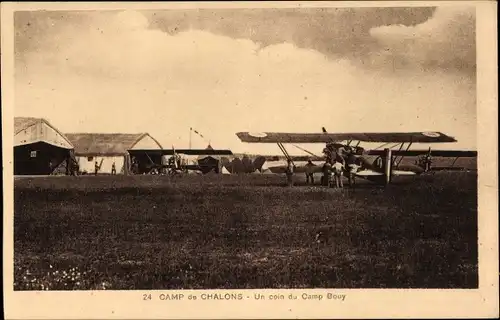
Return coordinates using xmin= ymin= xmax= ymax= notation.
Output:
xmin=236 ymin=129 xmax=477 ymax=185
xmin=127 ymin=147 xmax=233 ymax=175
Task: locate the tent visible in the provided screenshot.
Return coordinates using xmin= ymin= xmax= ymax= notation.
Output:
xmin=260 ymin=161 xmax=270 ymax=172
xmin=221 ymin=166 xmax=231 ymax=175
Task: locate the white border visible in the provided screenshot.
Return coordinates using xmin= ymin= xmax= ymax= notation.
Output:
xmin=2 ymin=2 xmax=498 ymax=319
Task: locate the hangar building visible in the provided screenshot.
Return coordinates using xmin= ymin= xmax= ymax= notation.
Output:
xmin=14 ymin=117 xmax=75 ymax=175
xmin=65 ymin=133 xmax=163 ymax=174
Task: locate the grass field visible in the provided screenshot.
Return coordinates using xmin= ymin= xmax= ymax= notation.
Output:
xmin=13 ymin=171 xmax=478 ymax=290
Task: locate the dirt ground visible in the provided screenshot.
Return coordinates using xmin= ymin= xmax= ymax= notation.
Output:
xmin=13 ymin=171 xmax=478 ymax=290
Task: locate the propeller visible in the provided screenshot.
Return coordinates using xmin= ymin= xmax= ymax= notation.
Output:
xmin=427 ymin=146 xmax=432 ymax=170
xmin=321 ymin=126 xmax=334 ymax=151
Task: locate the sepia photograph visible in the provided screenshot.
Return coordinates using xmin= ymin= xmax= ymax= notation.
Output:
xmin=2 ymin=1 xmax=498 ymax=319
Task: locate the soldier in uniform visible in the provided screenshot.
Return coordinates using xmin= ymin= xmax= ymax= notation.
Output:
xmin=323 ymin=147 xmax=333 ymax=164
xmin=48 ymin=160 xmax=53 ymax=175
xmin=345 ymin=151 xmax=359 ymax=187
xmin=332 ymin=159 xmax=344 ymax=188
xmin=305 ymin=160 xmax=315 ymax=184
xmin=68 ymin=158 xmax=78 ymax=176
xmin=176 ymin=154 xmax=182 ymax=170
xmin=286 ymin=159 xmax=294 ymax=187
xmin=321 ymin=161 xmax=332 ymax=187
xmin=94 ymin=161 xmax=99 ymax=176
xmin=73 ymin=160 xmax=80 ymax=176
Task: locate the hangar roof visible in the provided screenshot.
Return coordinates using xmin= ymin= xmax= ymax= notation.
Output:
xmin=15 ymin=117 xmax=40 ymax=133
xmin=65 ymin=133 xmax=163 ymax=156
xmin=14 ymin=117 xmax=74 ymax=149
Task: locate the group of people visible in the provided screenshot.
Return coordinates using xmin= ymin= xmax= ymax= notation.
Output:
xmin=285 ymin=145 xmax=361 ymax=188
xmin=94 ymin=160 xmax=116 ymax=175
xmin=321 ymin=158 xmax=348 ymax=188
xmin=167 ymin=154 xmax=183 ymax=170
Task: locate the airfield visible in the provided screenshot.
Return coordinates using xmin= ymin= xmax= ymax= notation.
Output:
xmin=14 ymin=167 xmax=478 ymax=290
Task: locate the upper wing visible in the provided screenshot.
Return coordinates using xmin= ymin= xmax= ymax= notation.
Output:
xmin=236 ymin=132 xmax=457 ymax=143
xmin=129 ymin=149 xmax=233 ymax=156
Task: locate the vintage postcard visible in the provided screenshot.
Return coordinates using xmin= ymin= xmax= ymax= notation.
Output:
xmin=2 ymin=1 xmax=498 ymax=319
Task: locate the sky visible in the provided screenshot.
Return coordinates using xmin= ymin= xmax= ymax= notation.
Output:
xmin=14 ymin=6 xmax=477 ymax=155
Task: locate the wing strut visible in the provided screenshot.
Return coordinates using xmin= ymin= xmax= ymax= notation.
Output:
xmin=292 ymin=144 xmax=321 ymax=158
xmin=277 ymin=143 xmax=294 ymax=166
xmin=395 ymin=142 xmax=413 ymax=167
xmin=391 ymin=142 xmax=405 ymax=167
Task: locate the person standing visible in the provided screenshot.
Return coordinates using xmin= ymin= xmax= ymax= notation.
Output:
xmin=176 ymin=154 xmax=182 ymax=169
xmin=111 ymin=161 xmax=116 ymax=175
xmin=322 ymin=161 xmax=332 ymax=187
xmin=332 ymin=159 xmax=344 ymax=188
xmin=48 ymin=160 xmax=54 ymax=175
xmin=345 ymin=152 xmax=359 ymax=187
xmin=286 ymin=159 xmax=294 ymax=187
xmin=305 ymin=159 xmax=315 ymax=184
xmin=73 ymin=160 xmax=79 ymax=176
xmin=94 ymin=161 xmax=99 ymax=176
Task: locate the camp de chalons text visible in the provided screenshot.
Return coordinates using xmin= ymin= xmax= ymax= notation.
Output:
xmin=158 ymin=292 xmax=346 ymax=301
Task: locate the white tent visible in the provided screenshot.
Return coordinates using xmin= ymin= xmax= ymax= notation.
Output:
xmin=260 ymin=161 xmax=270 ymax=172
xmin=262 ymin=168 xmax=274 ymax=174
xmin=221 ymin=166 xmax=231 ymax=175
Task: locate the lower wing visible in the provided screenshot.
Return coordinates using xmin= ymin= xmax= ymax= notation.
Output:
xmin=354 ymin=169 xmax=417 ymax=177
